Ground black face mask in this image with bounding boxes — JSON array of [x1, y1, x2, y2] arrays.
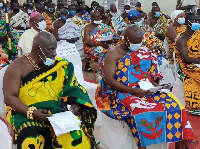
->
[[13, 8, 20, 13]]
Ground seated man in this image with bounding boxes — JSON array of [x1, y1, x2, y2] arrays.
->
[[25, 1, 35, 15], [146, 6, 171, 41], [45, 2, 55, 21], [177, 0, 198, 13], [166, 10, 186, 64], [84, 10, 118, 58], [121, 5, 131, 25], [4, 31, 97, 148], [176, 13, 200, 113], [76, 4, 91, 24], [96, 25, 197, 149], [53, 8, 84, 60], [109, 4, 127, 34], [53, 2, 64, 20], [135, 2, 147, 20], [18, 11, 46, 56], [36, 3, 53, 32], [10, 2, 30, 32]]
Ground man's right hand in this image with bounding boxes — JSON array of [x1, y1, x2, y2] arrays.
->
[[132, 88, 150, 98], [33, 109, 52, 122], [66, 37, 79, 43]]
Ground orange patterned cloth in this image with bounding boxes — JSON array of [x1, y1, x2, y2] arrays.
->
[[167, 25, 186, 63], [43, 13, 53, 33], [175, 30, 200, 110]]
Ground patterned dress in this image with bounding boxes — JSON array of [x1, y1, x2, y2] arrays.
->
[[175, 30, 200, 111], [85, 23, 119, 58], [96, 48, 197, 147]]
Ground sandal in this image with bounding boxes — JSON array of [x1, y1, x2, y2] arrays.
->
[[184, 140, 198, 149]]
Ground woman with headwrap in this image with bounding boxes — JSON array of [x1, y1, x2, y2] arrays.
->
[[166, 10, 186, 64]]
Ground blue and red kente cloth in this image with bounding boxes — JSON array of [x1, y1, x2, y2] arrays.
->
[[95, 47, 197, 147]]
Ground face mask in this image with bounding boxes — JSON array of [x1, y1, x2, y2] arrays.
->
[[125, 9, 130, 13], [154, 11, 161, 18], [39, 46, 54, 66], [129, 43, 141, 51], [61, 15, 68, 21], [69, 11, 76, 16], [81, 11, 87, 14], [0, 3, 3, 8], [134, 19, 144, 27], [94, 20, 102, 24], [48, 8, 54, 13], [190, 23, 200, 31], [177, 18, 185, 25], [37, 20, 46, 30], [27, 9, 33, 14]]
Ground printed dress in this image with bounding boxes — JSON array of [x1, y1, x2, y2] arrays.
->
[[96, 48, 197, 147], [85, 23, 119, 58]]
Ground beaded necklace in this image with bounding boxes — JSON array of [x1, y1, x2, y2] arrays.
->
[[24, 54, 40, 70]]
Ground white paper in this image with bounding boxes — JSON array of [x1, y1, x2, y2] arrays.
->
[[96, 34, 113, 42], [194, 64, 200, 68], [138, 81, 155, 91], [48, 111, 81, 137], [56, 43, 78, 57], [74, 65, 84, 82]]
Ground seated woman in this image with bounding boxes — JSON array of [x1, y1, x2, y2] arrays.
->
[[166, 10, 186, 64], [96, 25, 198, 149]]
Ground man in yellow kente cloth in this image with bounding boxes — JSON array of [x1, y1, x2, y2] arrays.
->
[[3, 31, 97, 149], [176, 13, 200, 115]]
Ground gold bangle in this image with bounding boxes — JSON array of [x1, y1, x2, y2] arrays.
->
[[27, 106, 37, 120]]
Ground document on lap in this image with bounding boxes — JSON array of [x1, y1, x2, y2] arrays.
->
[[96, 34, 113, 42], [138, 81, 170, 93], [48, 111, 81, 137]]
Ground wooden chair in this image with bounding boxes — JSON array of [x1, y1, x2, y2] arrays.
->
[[81, 28, 99, 82]]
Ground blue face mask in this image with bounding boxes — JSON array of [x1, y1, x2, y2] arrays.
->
[[155, 11, 161, 18], [190, 23, 200, 31], [81, 11, 87, 14], [177, 18, 185, 25], [0, 3, 3, 8], [61, 15, 68, 21], [128, 43, 141, 51], [134, 19, 144, 27], [69, 11, 76, 16], [44, 58, 54, 66]]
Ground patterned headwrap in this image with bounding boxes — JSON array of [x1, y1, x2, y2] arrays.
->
[[127, 10, 141, 21]]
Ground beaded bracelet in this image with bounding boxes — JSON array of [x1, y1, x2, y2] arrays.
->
[[27, 106, 37, 120]]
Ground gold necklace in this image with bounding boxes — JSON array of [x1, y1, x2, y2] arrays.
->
[[24, 54, 40, 70]]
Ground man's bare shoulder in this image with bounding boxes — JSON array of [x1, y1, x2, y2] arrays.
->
[[53, 19, 62, 27], [106, 45, 126, 61]]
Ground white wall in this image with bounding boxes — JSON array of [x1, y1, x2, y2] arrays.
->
[[139, 0, 177, 16]]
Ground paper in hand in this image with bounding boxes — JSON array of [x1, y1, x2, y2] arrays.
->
[[48, 111, 81, 137], [96, 34, 113, 42]]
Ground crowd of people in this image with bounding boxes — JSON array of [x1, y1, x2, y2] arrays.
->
[[0, 0, 200, 149]]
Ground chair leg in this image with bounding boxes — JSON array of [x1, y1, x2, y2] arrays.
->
[[82, 58, 86, 71], [92, 59, 96, 82]]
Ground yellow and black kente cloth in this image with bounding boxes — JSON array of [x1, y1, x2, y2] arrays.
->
[[6, 57, 97, 149], [175, 30, 200, 110]]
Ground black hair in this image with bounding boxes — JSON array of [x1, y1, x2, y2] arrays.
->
[[185, 13, 197, 25]]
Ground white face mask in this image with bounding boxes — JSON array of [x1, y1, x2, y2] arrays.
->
[[125, 10, 130, 14], [134, 19, 144, 27], [39, 46, 54, 66], [28, 9, 33, 14], [36, 20, 46, 31], [94, 20, 102, 24], [127, 37, 141, 51], [0, 3, 3, 8]]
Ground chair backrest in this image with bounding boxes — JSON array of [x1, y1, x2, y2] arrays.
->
[[0, 66, 8, 114], [56, 43, 84, 82]]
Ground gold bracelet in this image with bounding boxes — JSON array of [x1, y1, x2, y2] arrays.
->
[[27, 106, 37, 120]]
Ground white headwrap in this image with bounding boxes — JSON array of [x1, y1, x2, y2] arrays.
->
[[171, 10, 184, 23]]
